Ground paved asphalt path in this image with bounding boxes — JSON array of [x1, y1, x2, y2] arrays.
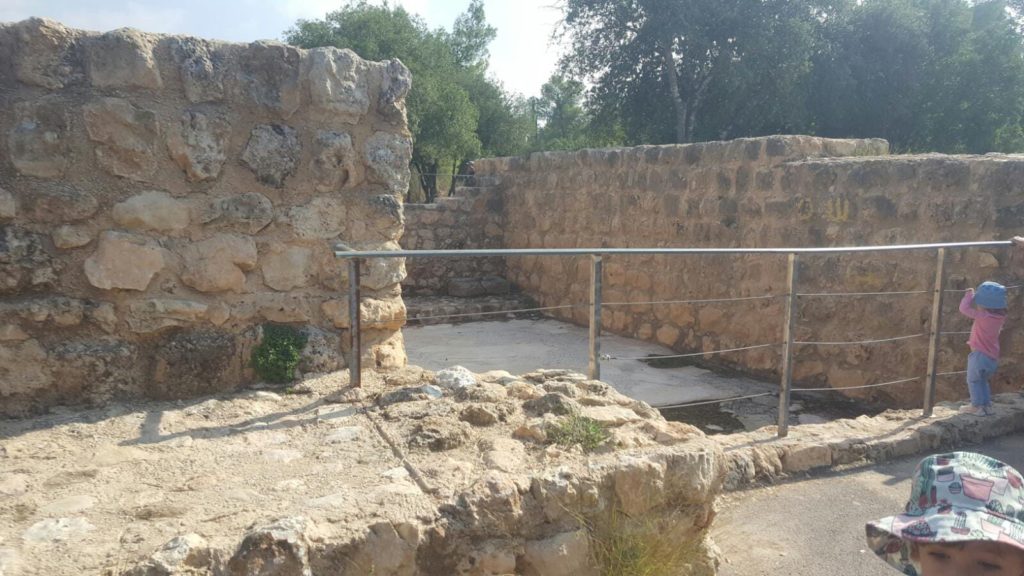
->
[[715, 433, 1024, 576]]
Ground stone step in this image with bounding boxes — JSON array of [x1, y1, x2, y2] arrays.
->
[[404, 294, 539, 326]]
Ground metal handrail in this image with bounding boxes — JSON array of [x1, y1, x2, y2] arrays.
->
[[336, 238, 1018, 438], [334, 240, 1012, 258]]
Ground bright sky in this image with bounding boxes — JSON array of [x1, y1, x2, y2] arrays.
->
[[0, 0, 563, 98]]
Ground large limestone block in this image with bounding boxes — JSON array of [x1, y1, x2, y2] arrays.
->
[[86, 28, 162, 89], [83, 97, 160, 181], [180, 235, 257, 293], [8, 98, 71, 178], [311, 131, 356, 192], [241, 124, 301, 188], [0, 339, 52, 397], [288, 197, 347, 240], [127, 299, 209, 333], [84, 232, 165, 291], [112, 191, 190, 232], [20, 183, 98, 223], [321, 297, 406, 330], [10, 18, 81, 89], [201, 193, 274, 234], [364, 131, 412, 194], [237, 42, 301, 117], [519, 530, 595, 576], [260, 244, 314, 291], [306, 47, 369, 122], [166, 110, 230, 181], [171, 38, 227, 103]]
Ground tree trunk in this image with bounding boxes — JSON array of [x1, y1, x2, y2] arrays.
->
[[660, 38, 688, 143]]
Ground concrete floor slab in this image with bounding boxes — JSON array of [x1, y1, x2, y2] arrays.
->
[[403, 318, 776, 407]]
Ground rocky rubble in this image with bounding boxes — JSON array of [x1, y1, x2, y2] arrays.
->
[[0, 366, 725, 575]]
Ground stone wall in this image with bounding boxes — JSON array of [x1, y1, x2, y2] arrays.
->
[[401, 186, 507, 296], [0, 19, 413, 416], [468, 137, 1024, 407]]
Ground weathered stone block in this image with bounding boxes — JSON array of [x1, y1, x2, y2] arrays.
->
[[288, 197, 347, 240], [83, 97, 160, 181], [321, 297, 406, 330], [0, 339, 52, 397], [8, 98, 70, 178], [166, 110, 230, 181], [364, 131, 412, 194], [310, 130, 356, 192], [171, 38, 227, 103], [260, 244, 314, 291], [519, 530, 595, 576], [150, 329, 240, 398], [9, 18, 80, 89], [0, 189, 15, 222], [20, 183, 98, 223], [180, 235, 257, 293], [306, 47, 369, 122], [241, 124, 300, 188], [52, 225, 93, 249], [84, 231, 165, 291], [378, 59, 412, 121], [85, 28, 162, 89], [0, 226, 61, 293], [201, 193, 274, 234], [112, 191, 190, 232], [237, 42, 301, 117], [127, 299, 209, 333]]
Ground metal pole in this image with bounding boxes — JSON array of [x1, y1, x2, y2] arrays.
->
[[589, 255, 603, 380], [348, 258, 362, 388], [778, 253, 800, 438], [923, 248, 947, 417]]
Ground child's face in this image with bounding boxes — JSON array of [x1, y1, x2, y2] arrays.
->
[[913, 542, 1024, 576]]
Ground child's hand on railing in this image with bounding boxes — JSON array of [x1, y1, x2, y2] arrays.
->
[[1012, 236, 1024, 247]]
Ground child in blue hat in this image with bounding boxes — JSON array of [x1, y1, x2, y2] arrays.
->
[[958, 281, 1008, 416]]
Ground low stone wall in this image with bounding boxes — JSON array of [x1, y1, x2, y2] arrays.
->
[[401, 187, 507, 296], [0, 19, 413, 416], [468, 138, 1024, 407]]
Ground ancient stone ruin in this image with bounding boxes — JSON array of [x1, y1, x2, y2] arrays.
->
[[405, 138, 1024, 407], [0, 18, 411, 416]]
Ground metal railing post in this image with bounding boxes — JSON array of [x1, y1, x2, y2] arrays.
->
[[778, 253, 800, 438], [589, 255, 603, 380], [348, 258, 362, 388], [923, 248, 947, 417]]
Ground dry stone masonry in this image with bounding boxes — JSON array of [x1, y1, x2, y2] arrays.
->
[[410, 137, 1024, 407], [0, 18, 414, 416]]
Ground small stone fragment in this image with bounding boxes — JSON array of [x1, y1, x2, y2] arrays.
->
[[83, 97, 160, 181], [364, 131, 412, 194], [524, 393, 579, 417], [436, 366, 477, 390], [202, 192, 274, 234], [311, 130, 356, 192], [8, 98, 70, 178], [180, 235, 257, 293], [85, 28, 162, 89], [0, 188, 15, 221]]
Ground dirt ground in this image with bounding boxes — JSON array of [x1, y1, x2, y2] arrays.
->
[[0, 365, 698, 575]]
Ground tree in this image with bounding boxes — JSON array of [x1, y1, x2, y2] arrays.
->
[[286, 1, 530, 201], [810, 0, 1024, 153], [559, 0, 821, 144]]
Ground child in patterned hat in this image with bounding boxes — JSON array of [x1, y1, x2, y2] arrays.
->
[[867, 452, 1024, 575], [958, 282, 1008, 416]]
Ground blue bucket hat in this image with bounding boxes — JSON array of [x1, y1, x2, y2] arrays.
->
[[975, 281, 1008, 310]]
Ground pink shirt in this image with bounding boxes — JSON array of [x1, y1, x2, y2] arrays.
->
[[959, 292, 1006, 360]]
